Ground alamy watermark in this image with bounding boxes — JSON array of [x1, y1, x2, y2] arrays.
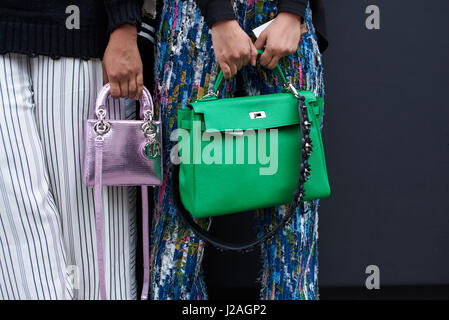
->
[[170, 122, 279, 176], [365, 265, 380, 290], [65, 5, 80, 30], [365, 5, 381, 30]]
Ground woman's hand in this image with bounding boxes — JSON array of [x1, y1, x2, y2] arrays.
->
[[102, 24, 143, 99], [211, 20, 258, 79], [254, 12, 304, 69]]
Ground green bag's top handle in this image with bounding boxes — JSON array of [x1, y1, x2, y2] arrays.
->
[[212, 49, 289, 95]]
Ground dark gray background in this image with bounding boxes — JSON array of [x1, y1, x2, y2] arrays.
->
[[203, 0, 449, 290]]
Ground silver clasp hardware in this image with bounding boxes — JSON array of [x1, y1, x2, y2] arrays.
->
[[143, 110, 153, 122], [94, 120, 111, 135], [141, 122, 158, 137], [96, 108, 106, 120], [144, 142, 160, 159], [141, 121, 160, 159], [196, 91, 219, 102], [94, 108, 111, 136], [249, 111, 266, 119], [286, 83, 300, 98]]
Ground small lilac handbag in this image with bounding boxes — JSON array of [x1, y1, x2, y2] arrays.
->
[[83, 83, 162, 300]]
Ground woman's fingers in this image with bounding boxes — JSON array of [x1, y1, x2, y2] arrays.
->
[[239, 52, 250, 70], [254, 31, 268, 51], [128, 77, 138, 99], [211, 20, 257, 78], [102, 64, 109, 85], [119, 80, 129, 98], [220, 62, 232, 79], [228, 62, 238, 78], [249, 41, 258, 66], [220, 60, 238, 79], [109, 81, 121, 99], [253, 12, 303, 69], [136, 72, 144, 99], [259, 47, 273, 68], [267, 55, 280, 70], [260, 48, 280, 70]]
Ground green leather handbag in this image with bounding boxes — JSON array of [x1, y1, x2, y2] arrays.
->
[[171, 58, 330, 252]]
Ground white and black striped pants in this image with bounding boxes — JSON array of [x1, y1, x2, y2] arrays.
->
[[0, 53, 137, 300]]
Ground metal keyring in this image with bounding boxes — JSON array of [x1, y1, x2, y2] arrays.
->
[[143, 110, 153, 122], [141, 122, 158, 135], [94, 120, 111, 135], [96, 108, 107, 120]]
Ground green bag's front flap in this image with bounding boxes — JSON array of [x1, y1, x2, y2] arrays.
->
[[189, 92, 302, 132]]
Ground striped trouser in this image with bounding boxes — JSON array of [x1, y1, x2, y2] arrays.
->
[[0, 53, 137, 300]]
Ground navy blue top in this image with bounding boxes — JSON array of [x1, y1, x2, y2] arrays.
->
[[0, 0, 143, 59], [195, 0, 328, 52], [0, 0, 327, 58]]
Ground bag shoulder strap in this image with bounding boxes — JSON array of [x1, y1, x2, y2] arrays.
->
[[172, 95, 312, 253]]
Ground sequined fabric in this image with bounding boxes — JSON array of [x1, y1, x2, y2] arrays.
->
[[150, 0, 324, 300]]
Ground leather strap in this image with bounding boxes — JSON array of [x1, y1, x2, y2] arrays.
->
[[140, 186, 150, 300], [94, 136, 107, 299], [172, 95, 310, 252], [93, 137, 151, 300], [172, 164, 302, 252], [95, 84, 154, 121]]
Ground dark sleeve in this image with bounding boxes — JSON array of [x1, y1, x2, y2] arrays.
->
[[279, 0, 329, 52], [103, 0, 143, 33], [310, 0, 328, 52], [195, 0, 236, 28], [277, 0, 308, 20]]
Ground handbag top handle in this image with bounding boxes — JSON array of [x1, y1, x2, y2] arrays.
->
[[213, 49, 288, 95], [94, 83, 154, 121]]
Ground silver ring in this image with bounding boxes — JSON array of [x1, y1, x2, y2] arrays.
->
[[143, 110, 153, 121], [94, 120, 111, 135], [141, 122, 157, 135], [96, 108, 107, 119]]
